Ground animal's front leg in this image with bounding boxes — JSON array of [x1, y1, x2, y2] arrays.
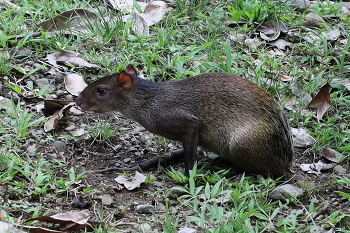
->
[[182, 128, 199, 176]]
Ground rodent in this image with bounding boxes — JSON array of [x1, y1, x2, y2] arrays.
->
[[76, 65, 294, 178]]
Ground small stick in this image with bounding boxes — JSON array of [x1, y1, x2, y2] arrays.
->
[[303, 202, 329, 222], [8, 32, 42, 40], [1, 0, 22, 11]]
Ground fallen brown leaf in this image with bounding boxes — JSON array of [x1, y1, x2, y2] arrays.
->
[[342, 6, 350, 16], [26, 211, 104, 232], [329, 78, 350, 91], [42, 100, 71, 116], [46, 50, 99, 69], [300, 160, 326, 175], [319, 147, 340, 163], [38, 8, 97, 34], [0, 221, 26, 233], [114, 171, 146, 190], [107, 0, 147, 13], [257, 19, 288, 41], [64, 73, 88, 96], [291, 128, 316, 147], [307, 83, 332, 120], [291, 81, 312, 104], [123, 1, 168, 36], [268, 39, 293, 50], [278, 73, 295, 81], [44, 102, 75, 132], [138, 1, 168, 27]]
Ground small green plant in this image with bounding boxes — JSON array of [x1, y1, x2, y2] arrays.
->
[[145, 173, 156, 184], [167, 166, 189, 183], [0, 55, 12, 75], [88, 119, 119, 144], [276, 209, 304, 232], [9, 101, 46, 138], [227, 0, 276, 23], [333, 176, 350, 200], [171, 172, 285, 231], [55, 167, 86, 194], [4, 82, 23, 95]]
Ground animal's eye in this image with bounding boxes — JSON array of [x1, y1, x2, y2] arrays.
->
[[96, 87, 106, 95]]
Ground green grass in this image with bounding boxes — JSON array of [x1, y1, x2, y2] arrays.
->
[[0, 0, 349, 232]]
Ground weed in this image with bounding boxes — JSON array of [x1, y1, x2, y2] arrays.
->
[[88, 119, 119, 145], [333, 176, 350, 200], [227, 0, 289, 23]]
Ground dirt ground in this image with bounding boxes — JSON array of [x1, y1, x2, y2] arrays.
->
[[43, 110, 350, 231]]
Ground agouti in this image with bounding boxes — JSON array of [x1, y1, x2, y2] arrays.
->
[[76, 65, 294, 178]]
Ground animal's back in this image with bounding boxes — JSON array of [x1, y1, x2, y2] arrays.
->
[[160, 72, 293, 177]]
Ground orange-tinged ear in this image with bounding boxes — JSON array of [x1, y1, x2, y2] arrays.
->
[[117, 70, 133, 90], [125, 64, 137, 77]]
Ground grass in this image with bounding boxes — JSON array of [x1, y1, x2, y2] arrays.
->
[[0, 0, 349, 232]]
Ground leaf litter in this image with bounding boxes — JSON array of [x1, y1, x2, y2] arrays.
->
[[307, 83, 332, 120], [114, 171, 147, 190]]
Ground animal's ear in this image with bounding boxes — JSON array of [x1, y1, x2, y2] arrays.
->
[[117, 70, 134, 90], [125, 64, 138, 77]]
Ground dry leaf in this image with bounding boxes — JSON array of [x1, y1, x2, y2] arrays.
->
[[42, 100, 71, 116], [0, 184, 8, 196], [342, 6, 350, 16], [0, 221, 26, 233], [278, 73, 295, 81], [301, 12, 326, 29], [291, 81, 313, 104], [245, 38, 262, 48], [49, 211, 90, 224], [1, 0, 33, 14], [114, 171, 146, 190], [38, 8, 97, 35], [138, 1, 168, 27], [343, 82, 350, 91], [257, 19, 288, 41], [0, 97, 16, 116], [258, 24, 280, 41], [71, 127, 86, 137], [26, 211, 104, 232], [46, 50, 99, 69], [283, 97, 300, 111], [283, 97, 313, 116], [133, 13, 149, 36], [108, 0, 134, 12], [177, 227, 198, 233], [300, 161, 326, 175], [64, 73, 88, 96], [319, 147, 340, 163], [291, 128, 316, 147], [307, 83, 332, 120], [268, 39, 293, 50], [107, 0, 147, 13], [124, 1, 168, 36], [329, 78, 350, 91], [322, 29, 340, 40], [44, 102, 75, 132], [0, 220, 67, 233]]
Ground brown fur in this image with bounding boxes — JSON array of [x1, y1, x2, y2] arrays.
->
[[76, 65, 294, 178]]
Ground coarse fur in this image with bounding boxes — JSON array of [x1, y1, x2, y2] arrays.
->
[[76, 65, 294, 178]]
